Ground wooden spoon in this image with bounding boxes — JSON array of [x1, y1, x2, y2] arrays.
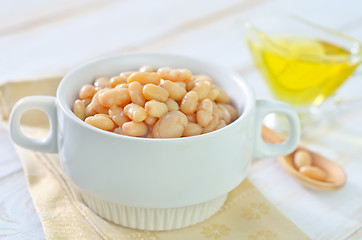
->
[[261, 125, 347, 191]]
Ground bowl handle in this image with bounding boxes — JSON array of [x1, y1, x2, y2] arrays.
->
[[253, 100, 300, 159], [9, 96, 58, 153]]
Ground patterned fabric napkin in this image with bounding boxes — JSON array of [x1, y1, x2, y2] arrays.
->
[[0, 78, 310, 240]]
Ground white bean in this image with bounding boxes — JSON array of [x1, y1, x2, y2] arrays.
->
[[143, 84, 169, 102], [196, 99, 213, 127], [152, 111, 188, 138], [183, 122, 202, 137], [122, 121, 148, 137], [165, 98, 179, 111], [180, 91, 198, 114], [145, 100, 168, 118], [73, 99, 86, 120], [124, 103, 147, 122], [85, 114, 114, 131]]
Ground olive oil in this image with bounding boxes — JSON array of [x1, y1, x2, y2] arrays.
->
[[248, 37, 359, 106]]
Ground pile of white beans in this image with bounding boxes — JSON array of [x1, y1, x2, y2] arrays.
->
[[73, 66, 239, 138], [294, 149, 327, 181]]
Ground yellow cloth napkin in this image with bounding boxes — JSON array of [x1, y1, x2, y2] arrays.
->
[[0, 77, 311, 240]]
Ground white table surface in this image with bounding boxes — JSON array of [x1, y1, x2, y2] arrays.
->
[[1, 0, 362, 239]]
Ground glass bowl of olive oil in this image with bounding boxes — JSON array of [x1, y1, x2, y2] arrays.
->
[[240, 14, 362, 134]]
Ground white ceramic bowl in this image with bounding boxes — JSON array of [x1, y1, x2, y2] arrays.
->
[[9, 53, 300, 230]]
